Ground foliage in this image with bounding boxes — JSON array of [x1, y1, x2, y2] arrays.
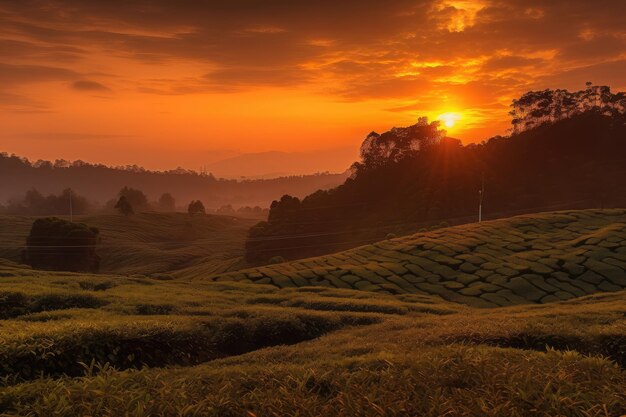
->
[[157, 193, 175, 212], [3, 188, 91, 216], [509, 82, 626, 133], [187, 200, 206, 215], [114, 196, 133, 216], [118, 186, 149, 211], [354, 116, 445, 172], [21, 217, 100, 272]]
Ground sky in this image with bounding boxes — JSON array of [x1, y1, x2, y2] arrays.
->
[[1, 0, 625, 173]]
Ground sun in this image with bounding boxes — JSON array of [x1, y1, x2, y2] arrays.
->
[[438, 112, 462, 128]]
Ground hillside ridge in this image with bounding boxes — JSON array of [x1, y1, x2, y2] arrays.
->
[[212, 209, 626, 307]]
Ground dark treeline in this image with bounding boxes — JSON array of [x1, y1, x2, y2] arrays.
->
[[2, 188, 91, 216], [0, 155, 348, 210], [246, 84, 626, 263], [1, 184, 270, 220]]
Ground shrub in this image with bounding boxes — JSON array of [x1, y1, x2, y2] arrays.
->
[[188, 200, 206, 215], [135, 304, 175, 315], [79, 281, 117, 291], [21, 217, 100, 272], [0, 291, 107, 319], [29, 293, 107, 312], [269, 256, 286, 264]]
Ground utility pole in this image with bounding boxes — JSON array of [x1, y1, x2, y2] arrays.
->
[[69, 188, 73, 222], [478, 173, 485, 223]]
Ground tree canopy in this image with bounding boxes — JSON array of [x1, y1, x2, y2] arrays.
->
[[2, 188, 90, 216], [21, 217, 100, 272], [114, 196, 134, 216], [158, 193, 176, 212], [187, 200, 206, 215], [509, 83, 626, 133]]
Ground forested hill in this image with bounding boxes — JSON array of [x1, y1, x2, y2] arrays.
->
[[246, 85, 626, 263], [0, 155, 348, 209]]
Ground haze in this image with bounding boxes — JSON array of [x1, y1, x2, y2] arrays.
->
[[1, 0, 625, 173]]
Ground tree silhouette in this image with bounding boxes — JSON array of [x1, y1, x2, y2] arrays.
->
[[114, 196, 134, 216], [21, 217, 100, 272], [4, 188, 90, 215], [245, 85, 626, 263], [508, 83, 626, 133], [118, 186, 148, 211], [187, 200, 205, 215], [158, 193, 176, 212], [354, 117, 444, 172]]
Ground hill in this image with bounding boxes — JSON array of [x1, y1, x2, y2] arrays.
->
[[0, 212, 258, 277], [0, 253, 625, 415], [0, 153, 348, 209], [246, 111, 626, 262], [214, 209, 626, 307]]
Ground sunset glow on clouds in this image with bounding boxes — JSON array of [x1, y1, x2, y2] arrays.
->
[[1, 0, 625, 171]]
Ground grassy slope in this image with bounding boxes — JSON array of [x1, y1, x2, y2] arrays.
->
[[213, 209, 626, 307], [0, 260, 625, 416], [0, 212, 257, 277], [1, 209, 626, 415]]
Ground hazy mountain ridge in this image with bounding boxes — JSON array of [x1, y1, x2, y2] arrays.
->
[[0, 153, 349, 210], [205, 148, 358, 179]]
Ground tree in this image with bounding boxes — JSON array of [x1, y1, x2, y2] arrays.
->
[[508, 83, 626, 133], [21, 217, 100, 272], [187, 200, 205, 215], [5, 188, 90, 215], [217, 204, 235, 215], [118, 186, 148, 210], [158, 193, 176, 212], [114, 196, 134, 216], [354, 117, 444, 172]]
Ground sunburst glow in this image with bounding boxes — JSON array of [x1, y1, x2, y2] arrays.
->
[[438, 112, 462, 128]]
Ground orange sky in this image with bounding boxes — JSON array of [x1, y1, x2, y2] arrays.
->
[[1, 0, 625, 173]]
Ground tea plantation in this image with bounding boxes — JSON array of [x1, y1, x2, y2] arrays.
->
[[212, 209, 626, 307], [0, 209, 625, 416]]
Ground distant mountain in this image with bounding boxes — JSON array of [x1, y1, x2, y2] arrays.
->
[[205, 148, 358, 179], [0, 154, 349, 210]]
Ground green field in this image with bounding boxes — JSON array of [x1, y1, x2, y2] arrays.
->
[[0, 213, 257, 278], [0, 209, 625, 416]]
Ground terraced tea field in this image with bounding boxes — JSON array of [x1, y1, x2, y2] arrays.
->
[[1, 257, 626, 416], [212, 209, 626, 307]]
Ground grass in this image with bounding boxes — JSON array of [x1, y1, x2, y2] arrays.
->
[[0, 212, 257, 277], [0, 209, 625, 415]]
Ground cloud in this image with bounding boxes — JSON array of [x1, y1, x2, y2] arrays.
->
[[0, 0, 625, 118], [0, 92, 52, 113], [0, 62, 78, 84], [482, 56, 546, 72], [71, 80, 110, 91], [6, 132, 134, 141]]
